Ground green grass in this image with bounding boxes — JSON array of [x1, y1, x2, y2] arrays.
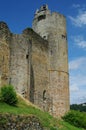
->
[[0, 96, 84, 130]]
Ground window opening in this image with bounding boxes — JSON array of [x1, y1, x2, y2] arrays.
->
[[43, 5, 46, 10], [43, 36, 46, 39], [38, 15, 46, 21], [62, 35, 65, 38], [26, 54, 29, 59], [43, 90, 46, 101], [62, 34, 67, 40]]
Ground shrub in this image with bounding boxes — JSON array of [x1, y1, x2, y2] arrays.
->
[[0, 85, 18, 106], [62, 110, 86, 129]]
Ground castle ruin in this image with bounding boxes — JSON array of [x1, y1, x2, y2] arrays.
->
[[0, 5, 69, 117]]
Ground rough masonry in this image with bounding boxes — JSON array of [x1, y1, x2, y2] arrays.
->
[[0, 5, 69, 117]]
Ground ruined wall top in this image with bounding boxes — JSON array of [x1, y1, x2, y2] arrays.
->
[[33, 5, 65, 20], [0, 21, 10, 33], [0, 21, 11, 42], [23, 28, 48, 49], [35, 4, 49, 14], [34, 5, 51, 19]]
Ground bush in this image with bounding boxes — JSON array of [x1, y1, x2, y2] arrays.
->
[[62, 110, 86, 129], [0, 85, 18, 106]]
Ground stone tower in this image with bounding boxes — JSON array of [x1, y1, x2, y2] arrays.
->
[[33, 5, 69, 117]]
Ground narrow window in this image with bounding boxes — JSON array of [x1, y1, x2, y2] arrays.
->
[[26, 54, 29, 59], [62, 35, 66, 39], [43, 90, 46, 101], [62, 34, 67, 40], [43, 6, 46, 10]]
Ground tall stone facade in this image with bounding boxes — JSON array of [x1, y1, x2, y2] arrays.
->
[[0, 5, 69, 117], [33, 5, 69, 117]]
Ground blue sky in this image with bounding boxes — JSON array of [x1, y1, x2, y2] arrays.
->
[[0, 0, 86, 104]]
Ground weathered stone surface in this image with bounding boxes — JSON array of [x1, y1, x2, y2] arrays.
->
[[0, 5, 69, 118], [0, 114, 44, 130], [32, 5, 69, 117], [0, 22, 11, 87], [9, 34, 30, 99]]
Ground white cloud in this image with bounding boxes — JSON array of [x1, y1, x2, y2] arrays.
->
[[69, 57, 86, 70], [70, 74, 86, 89], [70, 83, 79, 92], [74, 36, 86, 48], [71, 35, 86, 49], [70, 90, 86, 104], [69, 9, 86, 27], [72, 4, 80, 8], [69, 57, 86, 104], [69, 5, 86, 104]]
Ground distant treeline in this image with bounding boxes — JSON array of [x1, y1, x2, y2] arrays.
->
[[70, 103, 86, 112]]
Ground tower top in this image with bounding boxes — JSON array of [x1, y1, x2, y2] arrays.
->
[[34, 5, 50, 19], [40, 4, 48, 11], [35, 4, 48, 14]]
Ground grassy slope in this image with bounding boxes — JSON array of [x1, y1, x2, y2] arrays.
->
[[0, 95, 84, 130]]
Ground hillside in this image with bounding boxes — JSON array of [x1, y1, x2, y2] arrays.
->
[[70, 103, 86, 112], [0, 94, 84, 130]]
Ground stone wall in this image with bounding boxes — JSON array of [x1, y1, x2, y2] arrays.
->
[[48, 71, 69, 117], [0, 23, 51, 113], [0, 114, 44, 130], [9, 34, 30, 99], [7, 27, 49, 105], [23, 29, 50, 111], [0, 22, 11, 87]]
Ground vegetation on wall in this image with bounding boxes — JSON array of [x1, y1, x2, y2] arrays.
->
[[0, 85, 18, 106]]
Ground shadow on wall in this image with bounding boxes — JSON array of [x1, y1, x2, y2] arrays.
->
[[30, 64, 34, 103]]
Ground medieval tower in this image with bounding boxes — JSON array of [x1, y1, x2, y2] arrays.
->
[[0, 5, 69, 117], [33, 5, 69, 117]]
